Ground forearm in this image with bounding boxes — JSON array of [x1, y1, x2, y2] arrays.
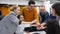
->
[[41, 23, 46, 26], [21, 21, 34, 24]]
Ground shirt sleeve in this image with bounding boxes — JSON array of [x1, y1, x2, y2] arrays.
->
[[9, 15, 19, 25], [33, 8, 40, 24], [20, 7, 24, 15]]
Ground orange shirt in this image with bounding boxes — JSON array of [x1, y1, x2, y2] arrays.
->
[[21, 7, 39, 24]]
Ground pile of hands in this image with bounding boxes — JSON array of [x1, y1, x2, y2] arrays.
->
[[36, 23, 46, 30], [31, 20, 46, 30], [20, 15, 46, 30]]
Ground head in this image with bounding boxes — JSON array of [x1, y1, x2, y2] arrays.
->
[[40, 5, 45, 13], [52, 3, 60, 17], [20, 15, 24, 21], [11, 6, 20, 15], [28, 1, 35, 9], [17, 15, 24, 21]]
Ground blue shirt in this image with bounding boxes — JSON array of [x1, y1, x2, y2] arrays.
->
[[39, 11, 49, 23]]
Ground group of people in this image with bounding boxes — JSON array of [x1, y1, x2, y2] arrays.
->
[[0, 0, 60, 34]]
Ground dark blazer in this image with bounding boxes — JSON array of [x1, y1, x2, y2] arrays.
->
[[47, 19, 60, 34], [49, 14, 56, 19], [39, 11, 49, 23]]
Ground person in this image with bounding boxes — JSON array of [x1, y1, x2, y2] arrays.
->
[[47, 19, 59, 34], [17, 15, 24, 25], [21, 1, 39, 24], [51, 3, 60, 22], [47, 3, 60, 34], [0, 6, 20, 34], [21, 1, 40, 34], [52, 3, 60, 34], [39, 5, 49, 26], [49, 9, 56, 19], [16, 15, 37, 34], [49, 14, 56, 19]]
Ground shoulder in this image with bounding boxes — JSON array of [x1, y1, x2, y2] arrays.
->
[[45, 11, 49, 13], [44, 11, 49, 15], [22, 6, 27, 10], [48, 19, 58, 24], [32, 7, 37, 10], [7, 12, 17, 19]]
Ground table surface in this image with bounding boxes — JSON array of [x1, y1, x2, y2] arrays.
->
[[23, 31, 46, 34], [16, 24, 46, 34]]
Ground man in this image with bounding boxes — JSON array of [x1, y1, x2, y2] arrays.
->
[[21, 1, 40, 34], [39, 5, 49, 26], [0, 6, 20, 34], [21, 1, 39, 24], [51, 3, 60, 34]]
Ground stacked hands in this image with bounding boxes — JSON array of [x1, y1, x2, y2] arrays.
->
[[20, 15, 46, 30], [31, 20, 46, 30]]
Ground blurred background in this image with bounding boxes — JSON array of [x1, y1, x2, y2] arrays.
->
[[0, 0, 60, 34], [0, 0, 60, 16]]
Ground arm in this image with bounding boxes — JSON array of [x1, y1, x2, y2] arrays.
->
[[44, 12, 50, 23], [9, 15, 19, 25], [21, 20, 36, 24], [41, 12, 49, 26], [33, 8, 40, 25]]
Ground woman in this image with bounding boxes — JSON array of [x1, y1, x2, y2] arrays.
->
[[0, 6, 20, 34], [47, 19, 59, 34]]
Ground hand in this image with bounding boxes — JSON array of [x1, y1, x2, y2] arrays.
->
[[21, 21, 35, 24], [36, 24, 41, 30], [30, 24, 37, 27], [32, 20, 36, 23], [41, 22, 46, 26], [40, 26, 46, 29]]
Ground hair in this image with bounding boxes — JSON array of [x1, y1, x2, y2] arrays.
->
[[17, 15, 20, 19], [52, 3, 60, 16], [28, 1, 35, 5], [47, 19, 59, 34], [10, 6, 19, 11], [40, 5, 45, 8], [17, 15, 21, 25]]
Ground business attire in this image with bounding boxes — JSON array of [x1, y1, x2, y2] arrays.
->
[[39, 11, 49, 23], [56, 18, 60, 34], [47, 19, 59, 34], [49, 14, 56, 19], [0, 11, 19, 34]]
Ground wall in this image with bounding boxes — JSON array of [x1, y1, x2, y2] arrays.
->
[[0, 1, 44, 6], [0, 7, 10, 16]]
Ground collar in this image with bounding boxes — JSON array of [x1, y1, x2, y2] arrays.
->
[[10, 11, 18, 16]]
